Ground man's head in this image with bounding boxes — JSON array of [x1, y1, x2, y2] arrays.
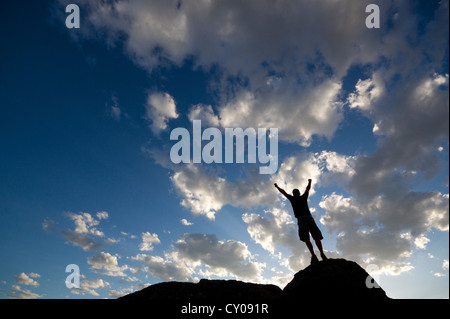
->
[[292, 189, 300, 196]]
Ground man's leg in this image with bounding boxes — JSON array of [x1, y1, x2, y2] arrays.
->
[[305, 240, 319, 264], [314, 239, 324, 255], [305, 240, 315, 256], [314, 239, 328, 260]]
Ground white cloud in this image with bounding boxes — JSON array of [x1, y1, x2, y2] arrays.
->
[[9, 285, 41, 299], [166, 150, 356, 226], [173, 233, 265, 281], [192, 79, 344, 146], [443, 260, 449, 270], [66, 212, 104, 237], [15, 273, 40, 287], [144, 92, 178, 134], [72, 279, 110, 297], [60, 0, 401, 145], [107, 95, 121, 121], [319, 191, 449, 274], [58, 0, 450, 284], [181, 219, 193, 226], [120, 231, 137, 239], [42, 219, 54, 232], [168, 150, 353, 221], [414, 235, 430, 250], [139, 232, 161, 251], [170, 164, 277, 220], [109, 287, 135, 298], [133, 233, 265, 282], [60, 212, 110, 251], [110, 105, 121, 121], [242, 207, 296, 256], [346, 71, 449, 200], [67, 0, 384, 74], [132, 254, 193, 282], [96, 211, 109, 220], [61, 229, 104, 251], [347, 75, 383, 111], [87, 252, 129, 277]]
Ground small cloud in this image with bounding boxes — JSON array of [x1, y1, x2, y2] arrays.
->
[[181, 219, 193, 226], [109, 287, 134, 298], [87, 252, 129, 277], [144, 92, 178, 135], [15, 273, 40, 287], [434, 273, 446, 277], [120, 231, 137, 239], [55, 211, 111, 251], [96, 211, 109, 220], [71, 278, 110, 297], [107, 95, 121, 121], [414, 235, 430, 250], [443, 260, 449, 270], [9, 285, 42, 299], [139, 232, 161, 251], [42, 219, 54, 232], [66, 212, 104, 237], [110, 105, 121, 121]]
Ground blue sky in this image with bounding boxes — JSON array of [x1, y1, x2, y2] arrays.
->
[[0, 0, 448, 299]]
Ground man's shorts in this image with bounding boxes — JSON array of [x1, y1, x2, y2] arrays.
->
[[297, 215, 324, 242]]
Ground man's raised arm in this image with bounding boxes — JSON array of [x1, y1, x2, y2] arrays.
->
[[304, 179, 312, 196], [274, 183, 289, 198]]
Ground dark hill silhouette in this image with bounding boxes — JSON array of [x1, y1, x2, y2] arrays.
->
[[283, 258, 389, 300], [119, 258, 389, 301], [120, 279, 283, 300]]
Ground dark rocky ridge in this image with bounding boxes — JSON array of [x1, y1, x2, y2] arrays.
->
[[119, 258, 389, 301]]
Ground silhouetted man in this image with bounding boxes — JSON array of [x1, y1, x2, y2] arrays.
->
[[274, 179, 327, 264]]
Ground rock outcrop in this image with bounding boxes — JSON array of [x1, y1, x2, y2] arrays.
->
[[283, 258, 389, 300], [119, 258, 389, 301]]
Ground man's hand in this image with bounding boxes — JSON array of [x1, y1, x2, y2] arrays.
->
[[274, 183, 279, 188]]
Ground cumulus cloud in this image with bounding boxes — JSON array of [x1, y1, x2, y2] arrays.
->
[[191, 79, 343, 146], [181, 219, 193, 226], [347, 75, 383, 112], [58, 0, 396, 145], [139, 232, 161, 251], [319, 191, 448, 274], [71, 279, 110, 297], [63, 0, 384, 72], [132, 254, 193, 282], [66, 212, 105, 237], [443, 260, 449, 270], [170, 164, 277, 220], [144, 92, 178, 135], [59, 212, 110, 251], [174, 233, 265, 280], [9, 285, 42, 299], [15, 273, 40, 287], [347, 72, 449, 199], [107, 95, 121, 121], [133, 233, 265, 282], [56, 0, 449, 282], [87, 252, 130, 277], [96, 211, 109, 220], [109, 287, 135, 298], [169, 150, 354, 220]]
